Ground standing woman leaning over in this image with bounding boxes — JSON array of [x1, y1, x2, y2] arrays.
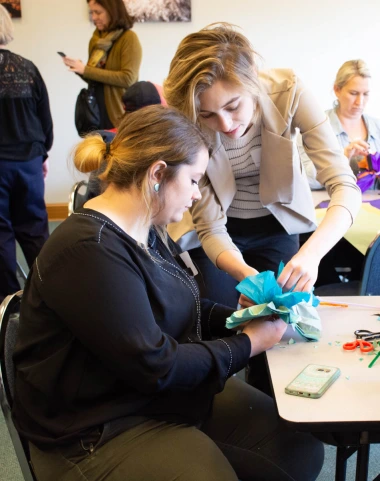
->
[[164, 23, 362, 308], [300, 60, 380, 190], [62, 0, 142, 129]]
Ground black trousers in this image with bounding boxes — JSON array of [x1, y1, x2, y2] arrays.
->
[[29, 377, 324, 481], [299, 233, 364, 287], [191, 215, 299, 308], [0, 157, 49, 302]]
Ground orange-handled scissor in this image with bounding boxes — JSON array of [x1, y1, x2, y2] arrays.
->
[[343, 339, 373, 353], [343, 330, 378, 353]]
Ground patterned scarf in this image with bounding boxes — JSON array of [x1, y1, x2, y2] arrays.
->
[[87, 29, 124, 68]]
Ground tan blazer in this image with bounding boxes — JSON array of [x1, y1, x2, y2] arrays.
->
[[83, 29, 142, 127], [168, 69, 361, 265]]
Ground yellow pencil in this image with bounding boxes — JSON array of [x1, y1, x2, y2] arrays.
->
[[319, 301, 348, 308], [318, 300, 380, 309]]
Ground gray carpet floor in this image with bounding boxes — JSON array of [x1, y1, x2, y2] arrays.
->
[[1, 409, 380, 480], [0, 412, 23, 481], [2, 223, 379, 480]]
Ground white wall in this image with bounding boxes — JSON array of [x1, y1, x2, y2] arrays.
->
[[9, 0, 380, 203]]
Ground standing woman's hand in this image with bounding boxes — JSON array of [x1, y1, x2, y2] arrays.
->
[[277, 250, 320, 293], [63, 57, 85, 75]]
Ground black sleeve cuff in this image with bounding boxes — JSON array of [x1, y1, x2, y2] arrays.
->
[[201, 299, 236, 339]]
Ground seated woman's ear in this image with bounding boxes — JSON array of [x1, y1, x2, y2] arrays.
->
[[149, 160, 167, 187]]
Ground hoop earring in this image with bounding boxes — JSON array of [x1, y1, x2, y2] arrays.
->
[[154, 183, 160, 192]]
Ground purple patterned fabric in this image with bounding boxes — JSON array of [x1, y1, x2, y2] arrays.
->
[[370, 152, 380, 171], [316, 198, 380, 210], [357, 152, 380, 193], [357, 174, 376, 193]]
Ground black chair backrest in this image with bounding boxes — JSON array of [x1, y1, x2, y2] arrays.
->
[[4, 312, 20, 402], [360, 233, 380, 296], [0, 291, 22, 407], [0, 291, 37, 481], [68, 180, 89, 215]]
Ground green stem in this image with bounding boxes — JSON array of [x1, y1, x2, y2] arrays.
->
[[368, 351, 380, 368]]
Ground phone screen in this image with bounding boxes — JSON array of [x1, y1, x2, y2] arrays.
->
[[57, 51, 66, 57]]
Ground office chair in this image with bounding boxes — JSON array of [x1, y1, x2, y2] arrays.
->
[[315, 233, 380, 296], [360, 232, 380, 295], [16, 261, 28, 286], [68, 180, 89, 215], [68, 130, 116, 216], [0, 290, 37, 481]]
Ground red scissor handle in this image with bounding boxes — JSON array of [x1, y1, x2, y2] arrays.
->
[[359, 340, 374, 352], [343, 340, 373, 352], [343, 341, 357, 351]]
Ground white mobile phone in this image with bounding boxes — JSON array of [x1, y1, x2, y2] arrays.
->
[[285, 364, 340, 399]]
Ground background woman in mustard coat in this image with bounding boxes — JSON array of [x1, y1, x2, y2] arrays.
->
[[62, 0, 142, 129]]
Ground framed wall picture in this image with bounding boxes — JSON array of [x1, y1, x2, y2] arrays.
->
[[0, 0, 22, 18], [124, 0, 191, 23]]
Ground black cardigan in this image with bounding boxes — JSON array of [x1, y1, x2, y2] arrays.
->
[[0, 49, 53, 161], [12, 209, 251, 446]]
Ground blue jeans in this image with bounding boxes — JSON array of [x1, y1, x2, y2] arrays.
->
[[0, 156, 49, 301], [191, 215, 299, 308]]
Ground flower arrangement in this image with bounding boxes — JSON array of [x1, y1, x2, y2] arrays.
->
[[225, 263, 321, 341]]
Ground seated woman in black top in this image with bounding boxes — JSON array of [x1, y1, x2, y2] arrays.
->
[[13, 105, 324, 481]]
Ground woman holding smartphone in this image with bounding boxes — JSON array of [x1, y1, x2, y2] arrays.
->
[[61, 0, 142, 129]]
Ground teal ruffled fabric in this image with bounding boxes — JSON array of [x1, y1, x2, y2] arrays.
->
[[225, 263, 321, 341]]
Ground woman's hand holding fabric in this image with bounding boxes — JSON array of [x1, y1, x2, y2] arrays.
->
[[243, 316, 287, 357], [277, 251, 319, 293], [238, 293, 255, 309], [63, 57, 85, 75]]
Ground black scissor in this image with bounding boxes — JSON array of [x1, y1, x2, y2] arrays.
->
[[354, 329, 380, 341]]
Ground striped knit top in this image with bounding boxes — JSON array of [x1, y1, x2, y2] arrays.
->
[[221, 123, 270, 219]]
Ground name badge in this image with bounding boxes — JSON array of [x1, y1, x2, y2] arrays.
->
[[179, 251, 198, 277]]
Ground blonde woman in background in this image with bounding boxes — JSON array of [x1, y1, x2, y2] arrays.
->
[[299, 60, 380, 190]]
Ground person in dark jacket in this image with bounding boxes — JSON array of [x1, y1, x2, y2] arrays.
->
[[13, 105, 324, 481], [0, 4, 53, 302], [87, 80, 162, 198]]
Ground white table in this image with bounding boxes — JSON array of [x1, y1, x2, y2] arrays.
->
[[266, 296, 380, 481]]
